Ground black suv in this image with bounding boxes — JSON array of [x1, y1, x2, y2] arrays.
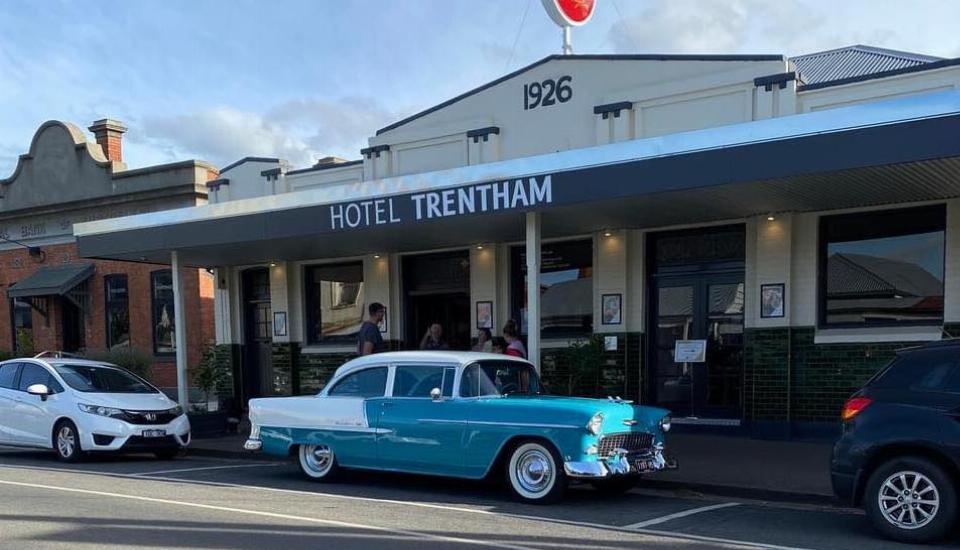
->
[[832, 339, 960, 543]]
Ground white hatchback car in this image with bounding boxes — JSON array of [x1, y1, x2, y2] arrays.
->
[[0, 356, 190, 461]]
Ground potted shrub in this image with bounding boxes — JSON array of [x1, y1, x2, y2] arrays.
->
[[188, 343, 232, 438], [559, 336, 607, 397]]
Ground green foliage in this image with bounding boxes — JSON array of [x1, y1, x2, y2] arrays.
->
[[15, 329, 34, 357], [0, 349, 13, 362], [80, 347, 153, 380], [558, 335, 607, 396], [193, 342, 233, 412]]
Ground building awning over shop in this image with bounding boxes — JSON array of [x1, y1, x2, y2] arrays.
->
[[74, 91, 960, 267], [8, 263, 95, 298]]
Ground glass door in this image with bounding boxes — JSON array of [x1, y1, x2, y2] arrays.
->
[[653, 280, 696, 417], [651, 275, 744, 419]]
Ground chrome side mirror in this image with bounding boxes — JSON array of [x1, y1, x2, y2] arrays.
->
[[430, 387, 442, 402], [27, 383, 50, 401]]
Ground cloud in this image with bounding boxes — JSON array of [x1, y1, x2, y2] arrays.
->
[[136, 97, 398, 169]]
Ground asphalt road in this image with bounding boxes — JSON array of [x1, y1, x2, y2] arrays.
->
[[0, 447, 956, 549]]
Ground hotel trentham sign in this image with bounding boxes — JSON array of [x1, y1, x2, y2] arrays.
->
[[329, 175, 553, 230]]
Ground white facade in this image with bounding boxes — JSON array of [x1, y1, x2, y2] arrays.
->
[[210, 51, 960, 352]]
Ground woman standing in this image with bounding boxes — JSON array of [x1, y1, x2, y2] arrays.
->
[[502, 320, 526, 358]]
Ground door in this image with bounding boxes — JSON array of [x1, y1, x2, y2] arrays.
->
[[377, 365, 467, 475], [651, 275, 744, 418], [241, 268, 272, 404], [11, 362, 59, 446], [61, 299, 85, 353], [0, 363, 22, 443], [402, 251, 471, 350]]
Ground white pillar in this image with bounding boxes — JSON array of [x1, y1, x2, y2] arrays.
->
[[526, 212, 541, 370], [171, 250, 189, 408]]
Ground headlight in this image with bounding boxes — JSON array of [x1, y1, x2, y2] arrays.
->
[[169, 405, 184, 417], [660, 415, 672, 432], [78, 403, 126, 418], [586, 412, 604, 435]]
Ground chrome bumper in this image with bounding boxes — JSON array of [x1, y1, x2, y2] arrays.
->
[[243, 438, 262, 451], [564, 445, 678, 479]]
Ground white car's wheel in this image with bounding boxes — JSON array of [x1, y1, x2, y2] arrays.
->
[[54, 420, 83, 463], [298, 444, 340, 481], [505, 441, 566, 503]]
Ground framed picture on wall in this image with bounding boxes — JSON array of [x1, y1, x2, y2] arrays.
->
[[476, 301, 493, 330], [761, 283, 785, 318], [378, 307, 388, 333], [273, 311, 288, 337], [601, 293, 622, 325]]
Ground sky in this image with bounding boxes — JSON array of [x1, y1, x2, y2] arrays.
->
[[1, 0, 959, 176]]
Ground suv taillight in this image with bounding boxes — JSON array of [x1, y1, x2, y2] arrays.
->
[[842, 397, 872, 421]]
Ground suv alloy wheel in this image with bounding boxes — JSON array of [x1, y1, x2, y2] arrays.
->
[[864, 456, 957, 543]]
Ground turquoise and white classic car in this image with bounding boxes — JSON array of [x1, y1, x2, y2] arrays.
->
[[245, 351, 675, 502]]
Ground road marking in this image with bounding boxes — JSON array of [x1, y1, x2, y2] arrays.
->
[[127, 463, 284, 477], [624, 502, 741, 529], [0, 478, 537, 550], [0, 463, 816, 550]]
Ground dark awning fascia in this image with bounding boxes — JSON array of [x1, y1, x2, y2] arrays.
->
[[74, 91, 960, 265], [8, 264, 95, 298]]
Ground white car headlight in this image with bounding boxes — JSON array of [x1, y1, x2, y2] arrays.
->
[[586, 412, 604, 435], [78, 403, 126, 419], [168, 405, 184, 417], [660, 414, 672, 432]]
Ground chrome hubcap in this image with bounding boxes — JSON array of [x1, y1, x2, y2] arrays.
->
[[303, 445, 332, 474], [515, 449, 553, 494], [57, 426, 75, 457], [879, 471, 939, 530]]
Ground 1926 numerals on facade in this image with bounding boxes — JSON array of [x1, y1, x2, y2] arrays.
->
[[523, 76, 572, 110]]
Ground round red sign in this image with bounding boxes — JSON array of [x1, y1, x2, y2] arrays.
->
[[541, 0, 596, 27]]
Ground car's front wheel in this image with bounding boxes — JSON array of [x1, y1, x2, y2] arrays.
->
[[298, 444, 341, 481], [53, 420, 83, 463], [505, 441, 567, 504], [864, 456, 957, 544]]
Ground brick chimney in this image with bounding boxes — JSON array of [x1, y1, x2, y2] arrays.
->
[[88, 119, 127, 162]]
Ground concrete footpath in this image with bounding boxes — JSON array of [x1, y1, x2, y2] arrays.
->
[[189, 429, 836, 503]]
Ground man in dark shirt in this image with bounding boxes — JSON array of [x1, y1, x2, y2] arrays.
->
[[358, 302, 386, 355]]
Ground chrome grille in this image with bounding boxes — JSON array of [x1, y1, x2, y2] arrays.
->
[[597, 432, 654, 457]]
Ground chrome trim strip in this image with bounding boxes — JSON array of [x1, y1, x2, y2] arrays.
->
[[417, 419, 580, 429], [75, 90, 960, 238], [564, 461, 609, 478]]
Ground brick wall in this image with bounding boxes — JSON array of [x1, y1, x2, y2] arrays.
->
[[0, 241, 215, 388]]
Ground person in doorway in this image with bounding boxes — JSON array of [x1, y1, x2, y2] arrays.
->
[[420, 323, 449, 350], [358, 302, 386, 356], [491, 337, 507, 355], [472, 328, 493, 353], [502, 320, 526, 358]]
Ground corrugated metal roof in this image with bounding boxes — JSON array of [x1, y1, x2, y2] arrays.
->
[[7, 264, 95, 298], [790, 45, 942, 86]]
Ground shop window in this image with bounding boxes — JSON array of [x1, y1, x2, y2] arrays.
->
[[104, 275, 130, 349], [151, 270, 176, 355], [305, 262, 364, 344], [511, 239, 593, 337], [10, 298, 33, 355], [819, 205, 945, 327]]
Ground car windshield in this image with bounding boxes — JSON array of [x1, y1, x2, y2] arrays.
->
[[460, 360, 541, 397], [53, 364, 158, 394]]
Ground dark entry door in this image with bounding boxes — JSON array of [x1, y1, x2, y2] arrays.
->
[[61, 298, 85, 353], [403, 251, 470, 350], [241, 268, 271, 404], [648, 225, 745, 419], [652, 275, 744, 418]]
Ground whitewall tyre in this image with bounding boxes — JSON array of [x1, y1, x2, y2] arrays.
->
[[298, 444, 340, 481], [864, 456, 956, 544], [506, 441, 567, 504], [54, 421, 83, 463]]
